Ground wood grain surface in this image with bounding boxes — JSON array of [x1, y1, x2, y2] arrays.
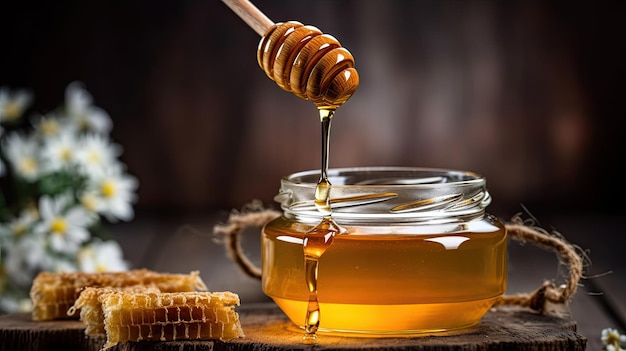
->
[[0, 303, 586, 351]]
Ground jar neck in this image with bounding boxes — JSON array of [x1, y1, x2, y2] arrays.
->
[[275, 167, 492, 225]]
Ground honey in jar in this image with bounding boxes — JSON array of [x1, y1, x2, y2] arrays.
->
[[261, 167, 507, 335]]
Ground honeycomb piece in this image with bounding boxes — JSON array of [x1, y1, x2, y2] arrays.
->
[[100, 291, 244, 348], [68, 286, 160, 335], [30, 269, 207, 321]]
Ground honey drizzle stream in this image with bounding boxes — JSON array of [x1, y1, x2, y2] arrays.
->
[[302, 108, 342, 343]]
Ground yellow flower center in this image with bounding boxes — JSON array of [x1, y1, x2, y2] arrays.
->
[[603, 330, 621, 346], [18, 157, 38, 175], [13, 223, 28, 237], [101, 180, 116, 198], [87, 151, 101, 165], [96, 264, 108, 273], [81, 193, 98, 212], [60, 148, 72, 162], [40, 119, 59, 136], [2, 102, 22, 121], [50, 218, 67, 234]]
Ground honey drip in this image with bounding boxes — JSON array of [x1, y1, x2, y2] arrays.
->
[[314, 109, 334, 216], [301, 108, 343, 343], [302, 217, 343, 342], [254, 17, 358, 343]]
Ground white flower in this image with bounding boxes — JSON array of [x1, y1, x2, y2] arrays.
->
[[4, 233, 51, 288], [1, 133, 41, 180], [0, 82, 136, 315], [602, 328, 626, 350], [0, 87, 32, 122], [0, 209, 38, 245], [84, 166, 138, 222], [0, 134, 4, 176], [50, 257, 78, 273], [40, 129, 79, 173], [75, 133, 122, 177], [79, 191, 100, 214], [78, 239, 128, 273], [32, 113, 73, 138], [65, 82, 112, 134], [34, 195, 94, 254]]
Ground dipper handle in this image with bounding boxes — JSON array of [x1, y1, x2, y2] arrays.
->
[[221, 0, 273, 36]]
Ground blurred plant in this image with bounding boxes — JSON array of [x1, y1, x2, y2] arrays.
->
[[0, 82, 137, 313], [602, 328, 626, 351]]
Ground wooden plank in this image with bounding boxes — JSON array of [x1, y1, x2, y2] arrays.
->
[[0, 313, 104, 351], [0, 304, 586, 351]]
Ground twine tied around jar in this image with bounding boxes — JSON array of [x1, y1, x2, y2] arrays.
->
[[213, 200, 587, 315]]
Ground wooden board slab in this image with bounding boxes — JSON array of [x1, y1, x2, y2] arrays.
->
[[0, 303, 587, 351]]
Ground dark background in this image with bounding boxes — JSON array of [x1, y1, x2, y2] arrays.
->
[[1, 0, 624, 221]]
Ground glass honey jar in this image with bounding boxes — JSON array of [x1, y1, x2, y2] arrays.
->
[[261, 167, 507, 335]]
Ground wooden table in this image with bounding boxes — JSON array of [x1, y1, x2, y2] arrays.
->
[[1, 212, 624, 350], [0, 303, 586, 350]]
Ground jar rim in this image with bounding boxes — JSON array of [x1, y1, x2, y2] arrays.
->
[[282, 166, 485, 188], [277, 167, 491, 224]]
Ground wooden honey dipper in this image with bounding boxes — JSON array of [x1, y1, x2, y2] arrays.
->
[[222, 0, 359, 110]]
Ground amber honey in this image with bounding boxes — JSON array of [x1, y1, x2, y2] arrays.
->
[[262, 167, 508, 335]]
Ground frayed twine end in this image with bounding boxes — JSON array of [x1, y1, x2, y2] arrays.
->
[[493, 211, 589, 315]]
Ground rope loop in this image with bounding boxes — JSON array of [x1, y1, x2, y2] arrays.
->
[[214, 203, 586, 314]]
